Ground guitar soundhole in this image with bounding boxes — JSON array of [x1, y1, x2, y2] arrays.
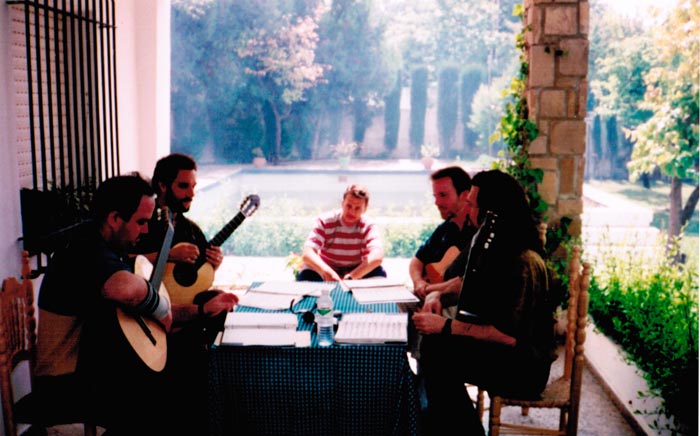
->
[[173, 263, 198, 287]]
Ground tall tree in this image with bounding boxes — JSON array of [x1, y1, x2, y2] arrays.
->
[[238, 4, 328, 164], [437, 65, 459, 153], [313, 0, 393, 154], [627, 0, 699, 244]]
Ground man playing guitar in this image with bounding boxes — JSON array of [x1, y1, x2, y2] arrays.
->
[[35, 174, 172, 434], [409, 166, 476, 300], [134, 153, 238, 435]]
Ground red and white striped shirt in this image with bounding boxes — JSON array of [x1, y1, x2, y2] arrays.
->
[[303, 210, 383, 271]]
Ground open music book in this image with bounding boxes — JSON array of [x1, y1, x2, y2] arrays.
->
[[334, 313, 408, 344]]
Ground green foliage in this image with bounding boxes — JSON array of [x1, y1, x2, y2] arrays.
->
[[437, 65, 460, 153], [492, 10, 547, 222], [625, 0, 699, 240], [468, 73, 510, 156], [588, 237, 699, 434], [409, 67, 429, 157], [202, 218, 436, 259]]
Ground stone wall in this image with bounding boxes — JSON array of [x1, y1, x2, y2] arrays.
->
[[525, 0, 589, 236]]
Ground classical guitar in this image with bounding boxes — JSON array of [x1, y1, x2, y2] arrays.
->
[[116, 208, 174, 372], [424, 245, 461, 284], [163, 194, 260, 305]]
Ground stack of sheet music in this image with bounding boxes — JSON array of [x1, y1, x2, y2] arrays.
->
[[334, 312, 408, 344], [341, 278, 419, 304], [237, 281, 335, 310], [221, 311, 310, 346]]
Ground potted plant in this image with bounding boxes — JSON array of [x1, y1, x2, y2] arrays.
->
[[333, 141, 357, 169], [251, 147, 267, 168], [420, 143, 439, 170]]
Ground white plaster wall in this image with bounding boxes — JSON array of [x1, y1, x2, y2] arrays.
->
[[0, 6, 23, 281], [116, 0, 171, 176]]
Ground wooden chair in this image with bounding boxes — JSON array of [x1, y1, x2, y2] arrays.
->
[[0, 251, 96, 436], [485, 245, 591, 436]]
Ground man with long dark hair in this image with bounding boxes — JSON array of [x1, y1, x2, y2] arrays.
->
[[413, 169, 557, 435]]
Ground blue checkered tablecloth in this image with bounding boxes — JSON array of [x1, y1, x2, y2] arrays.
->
[[208, 284, 421, 436]]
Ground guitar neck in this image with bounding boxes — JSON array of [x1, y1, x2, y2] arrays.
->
[[209, 212, 246, 246]]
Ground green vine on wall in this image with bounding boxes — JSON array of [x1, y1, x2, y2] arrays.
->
[[493, 4, 573, 305]]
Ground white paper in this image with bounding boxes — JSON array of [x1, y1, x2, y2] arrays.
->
[[334, 313, 408, 344], [351, 286, 419, 304], [225, 312, 299, 329], [221, 328, 310, 346], [250, 280, 334, 296], [342, 277, 407, 289], [237, 291, 303, 310]]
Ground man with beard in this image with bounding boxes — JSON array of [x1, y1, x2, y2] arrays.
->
[[135, 153, 237, 434], [409, 166, 475, 301], [34, 174, 172, 434]]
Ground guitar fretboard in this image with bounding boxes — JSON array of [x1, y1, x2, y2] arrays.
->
[[209, 212, 246, 246]]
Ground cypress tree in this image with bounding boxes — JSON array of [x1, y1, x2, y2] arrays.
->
[[460, 65, 485, 157], [409, 67, 428, 158], [438, 65, 459, 155], [383, 71, 401, 152]]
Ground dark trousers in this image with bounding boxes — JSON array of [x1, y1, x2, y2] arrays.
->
[[418, 334, 551, 436], [162, 290, 228, 436], [296, 265, 387, 281]]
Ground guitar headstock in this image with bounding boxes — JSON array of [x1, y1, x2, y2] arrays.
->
[[479, 210, 498, 251], [240, 194, 260, 218]]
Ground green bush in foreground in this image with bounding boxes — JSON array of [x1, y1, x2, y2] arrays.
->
[[588, 237, 698, 434]]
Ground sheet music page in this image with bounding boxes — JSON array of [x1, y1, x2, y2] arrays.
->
[[334, 313, 408, 344], [225, 312, 299, 329], [251, 280, 334, 296], [221, 328, 310, 346], [351, 286, 419, 304], [342, 277, 407, 289], [237, 291, 303, 310]]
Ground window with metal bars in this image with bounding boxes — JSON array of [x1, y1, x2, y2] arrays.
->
[[7, 0, 120, 272]]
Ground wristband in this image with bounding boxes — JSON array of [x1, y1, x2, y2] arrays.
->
[[152, 293, 170, 321], [134, 279, 159, 315], [441, 318, 452, 336]]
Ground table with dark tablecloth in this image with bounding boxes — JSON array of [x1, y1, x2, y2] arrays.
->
[[208, 286, 421, 436]]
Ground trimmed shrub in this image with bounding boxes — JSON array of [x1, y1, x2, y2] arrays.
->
[[588, 236, 698, 434]]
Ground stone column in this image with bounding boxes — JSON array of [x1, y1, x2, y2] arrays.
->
[[524, 0, 589, 236]]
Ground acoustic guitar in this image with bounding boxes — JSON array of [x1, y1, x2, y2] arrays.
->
[[424, 245, 461, 284], [117, 208, 174, 372], [163, 194, 260, 305]]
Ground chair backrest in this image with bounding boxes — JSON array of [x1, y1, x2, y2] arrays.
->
[[0, 251, 36, 436], [567, 248, 590, 434]]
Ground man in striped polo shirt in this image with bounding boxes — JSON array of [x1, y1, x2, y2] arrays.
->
[[298, 184, 386, 281]]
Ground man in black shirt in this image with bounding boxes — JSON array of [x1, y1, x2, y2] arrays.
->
[[134, 153, 237, 434], [409, 166, 475, 300]]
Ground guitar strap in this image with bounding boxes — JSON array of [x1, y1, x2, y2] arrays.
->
[[456, 211, 498, 324], [150, 209, 175, 289]]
